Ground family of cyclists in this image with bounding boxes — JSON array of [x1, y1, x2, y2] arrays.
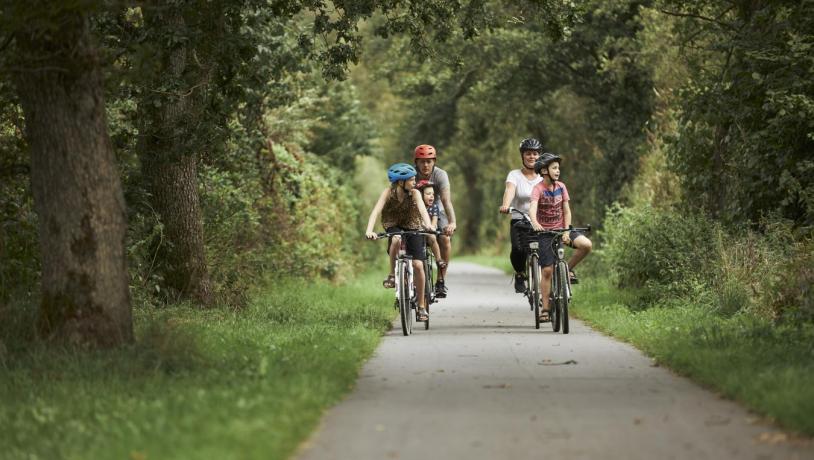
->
[[365, 138, 592, 323]]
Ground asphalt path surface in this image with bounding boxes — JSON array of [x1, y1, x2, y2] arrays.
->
[[296, 262, 812, 460]]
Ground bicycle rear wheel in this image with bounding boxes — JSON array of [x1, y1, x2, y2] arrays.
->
[[558, 261, 570, 334], [398, 260, 412, 336], [530, 254, 541, 329]]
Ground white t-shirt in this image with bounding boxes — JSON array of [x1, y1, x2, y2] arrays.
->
[[506, 169, 542, 220]]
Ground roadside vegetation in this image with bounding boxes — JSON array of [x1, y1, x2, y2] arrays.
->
[[0, 273, 393, 460], [1, 0, 812, 456]]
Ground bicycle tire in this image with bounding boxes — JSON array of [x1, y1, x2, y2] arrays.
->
[[424, 258, 432, 330], [530, 254, 541, 329], [398, 260, 412, 336], [551, 271, 560, 332], [558, 261, 570, 334]]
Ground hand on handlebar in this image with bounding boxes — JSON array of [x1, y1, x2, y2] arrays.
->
[[365, 231, 378, 240], [531, 222, 543, 232], [499, 205, 510, 214], [444, 222, 457, 236], [562, 232, 571, 245]]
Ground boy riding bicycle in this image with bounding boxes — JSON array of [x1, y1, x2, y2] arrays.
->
[[365, 163, 434, 320], [528, 153, 593, 322]]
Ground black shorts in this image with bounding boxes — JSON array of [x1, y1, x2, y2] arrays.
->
[[510, 219, 533, 251], [385, 226, 426, 260], [537, 230, 584, 267]]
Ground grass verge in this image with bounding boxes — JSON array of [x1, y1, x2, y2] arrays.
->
[[0, 272, 393, 460], [571, 276, 814, 436]]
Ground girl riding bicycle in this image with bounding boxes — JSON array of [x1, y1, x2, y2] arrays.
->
[[365, 163, 434, 320], [529, 153, 593, 322]]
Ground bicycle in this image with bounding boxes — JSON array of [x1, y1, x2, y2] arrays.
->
[[374, 229, 440, 336], [423, 236, 439, 330], [506, 208, 590, 332]]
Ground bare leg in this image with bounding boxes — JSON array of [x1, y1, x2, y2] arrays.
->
[[567, 236, 593, 270], [388, 236, 400, 276], [426, 235, 443, 265], [438, 235, 451, 280], [413, 260, 426, 310], [541, 266, 553, 313]]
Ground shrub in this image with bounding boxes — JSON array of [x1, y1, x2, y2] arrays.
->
[[601, 203, 719, 302]]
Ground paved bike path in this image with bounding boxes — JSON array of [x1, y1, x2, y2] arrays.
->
[[295, 263, 812, 460]]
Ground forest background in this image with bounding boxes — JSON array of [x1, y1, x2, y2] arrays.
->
[[3, 0, 812, 342], [1, 0, 813, 456]]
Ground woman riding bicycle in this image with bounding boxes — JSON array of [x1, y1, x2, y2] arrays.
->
[[499, 138, 544, 293], [365, 163, 434, 320]]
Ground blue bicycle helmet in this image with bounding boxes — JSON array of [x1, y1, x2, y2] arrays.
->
[[387, 163, 417, 183]]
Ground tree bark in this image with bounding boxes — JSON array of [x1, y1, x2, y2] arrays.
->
[[138, 5, 214, 305], [13, 13, 132, 346]]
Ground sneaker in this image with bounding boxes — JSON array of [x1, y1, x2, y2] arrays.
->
[[435, 279, 447, 298], [514, 273, 526, 293]]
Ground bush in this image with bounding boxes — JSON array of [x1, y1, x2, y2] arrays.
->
[[600, 203, 719, 302]]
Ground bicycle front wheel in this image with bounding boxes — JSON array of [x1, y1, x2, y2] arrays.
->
[[398, 261, 412, 336], [424, 259, 433, 330], [530, 254, 541, 329], [558, 261, 570, 334]]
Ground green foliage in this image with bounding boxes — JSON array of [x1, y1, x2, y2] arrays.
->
[[601, 201, 814, 325], [0, 83, 38, 309], [600, 204, 719, 301], [0, 272, 392, 459], [662, 0, 814, 226], [365, 0, 654, 252]]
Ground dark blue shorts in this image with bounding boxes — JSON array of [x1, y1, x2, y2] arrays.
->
[[537, 230, 584, 267]]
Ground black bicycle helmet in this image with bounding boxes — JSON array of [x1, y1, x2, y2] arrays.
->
[[534, 152, 562, 175], [519, 137, 543, 153]]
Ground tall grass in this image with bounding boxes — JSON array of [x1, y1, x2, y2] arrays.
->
[[0, 273, 393, 460]]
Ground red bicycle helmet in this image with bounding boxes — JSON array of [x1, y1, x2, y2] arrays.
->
[[414, 144, 437, 160], [415, 179, 435, 190]]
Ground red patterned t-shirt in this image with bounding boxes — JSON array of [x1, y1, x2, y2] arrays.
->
[[530, 181, 570, 229]]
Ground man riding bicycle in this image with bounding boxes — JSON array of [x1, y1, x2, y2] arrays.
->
[[414, 144, 457, 298]]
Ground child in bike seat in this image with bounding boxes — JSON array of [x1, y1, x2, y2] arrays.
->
[[365, 163, 434, 319], [415, 180, 445, 273], [528, 153, 593, 322]]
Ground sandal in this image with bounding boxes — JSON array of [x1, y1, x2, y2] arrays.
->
[[569, 270, 579, 285], [382, 274, 396, 289], [417, 307, 429, 321], [538, 310, 551, 322]]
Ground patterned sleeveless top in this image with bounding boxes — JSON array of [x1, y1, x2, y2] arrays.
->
[[381, 188, 422, 230]]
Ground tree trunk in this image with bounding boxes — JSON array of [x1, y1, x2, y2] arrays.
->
[[13, 13, 132, 346], [138, 5, 214, 305]]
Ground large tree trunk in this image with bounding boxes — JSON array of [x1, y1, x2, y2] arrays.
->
[[13, 13, 132, 346], [138, 5, 214, 305]]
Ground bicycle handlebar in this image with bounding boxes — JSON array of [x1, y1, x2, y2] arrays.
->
[[373, 229, 443, 239], [504, 207, 591, 233]]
